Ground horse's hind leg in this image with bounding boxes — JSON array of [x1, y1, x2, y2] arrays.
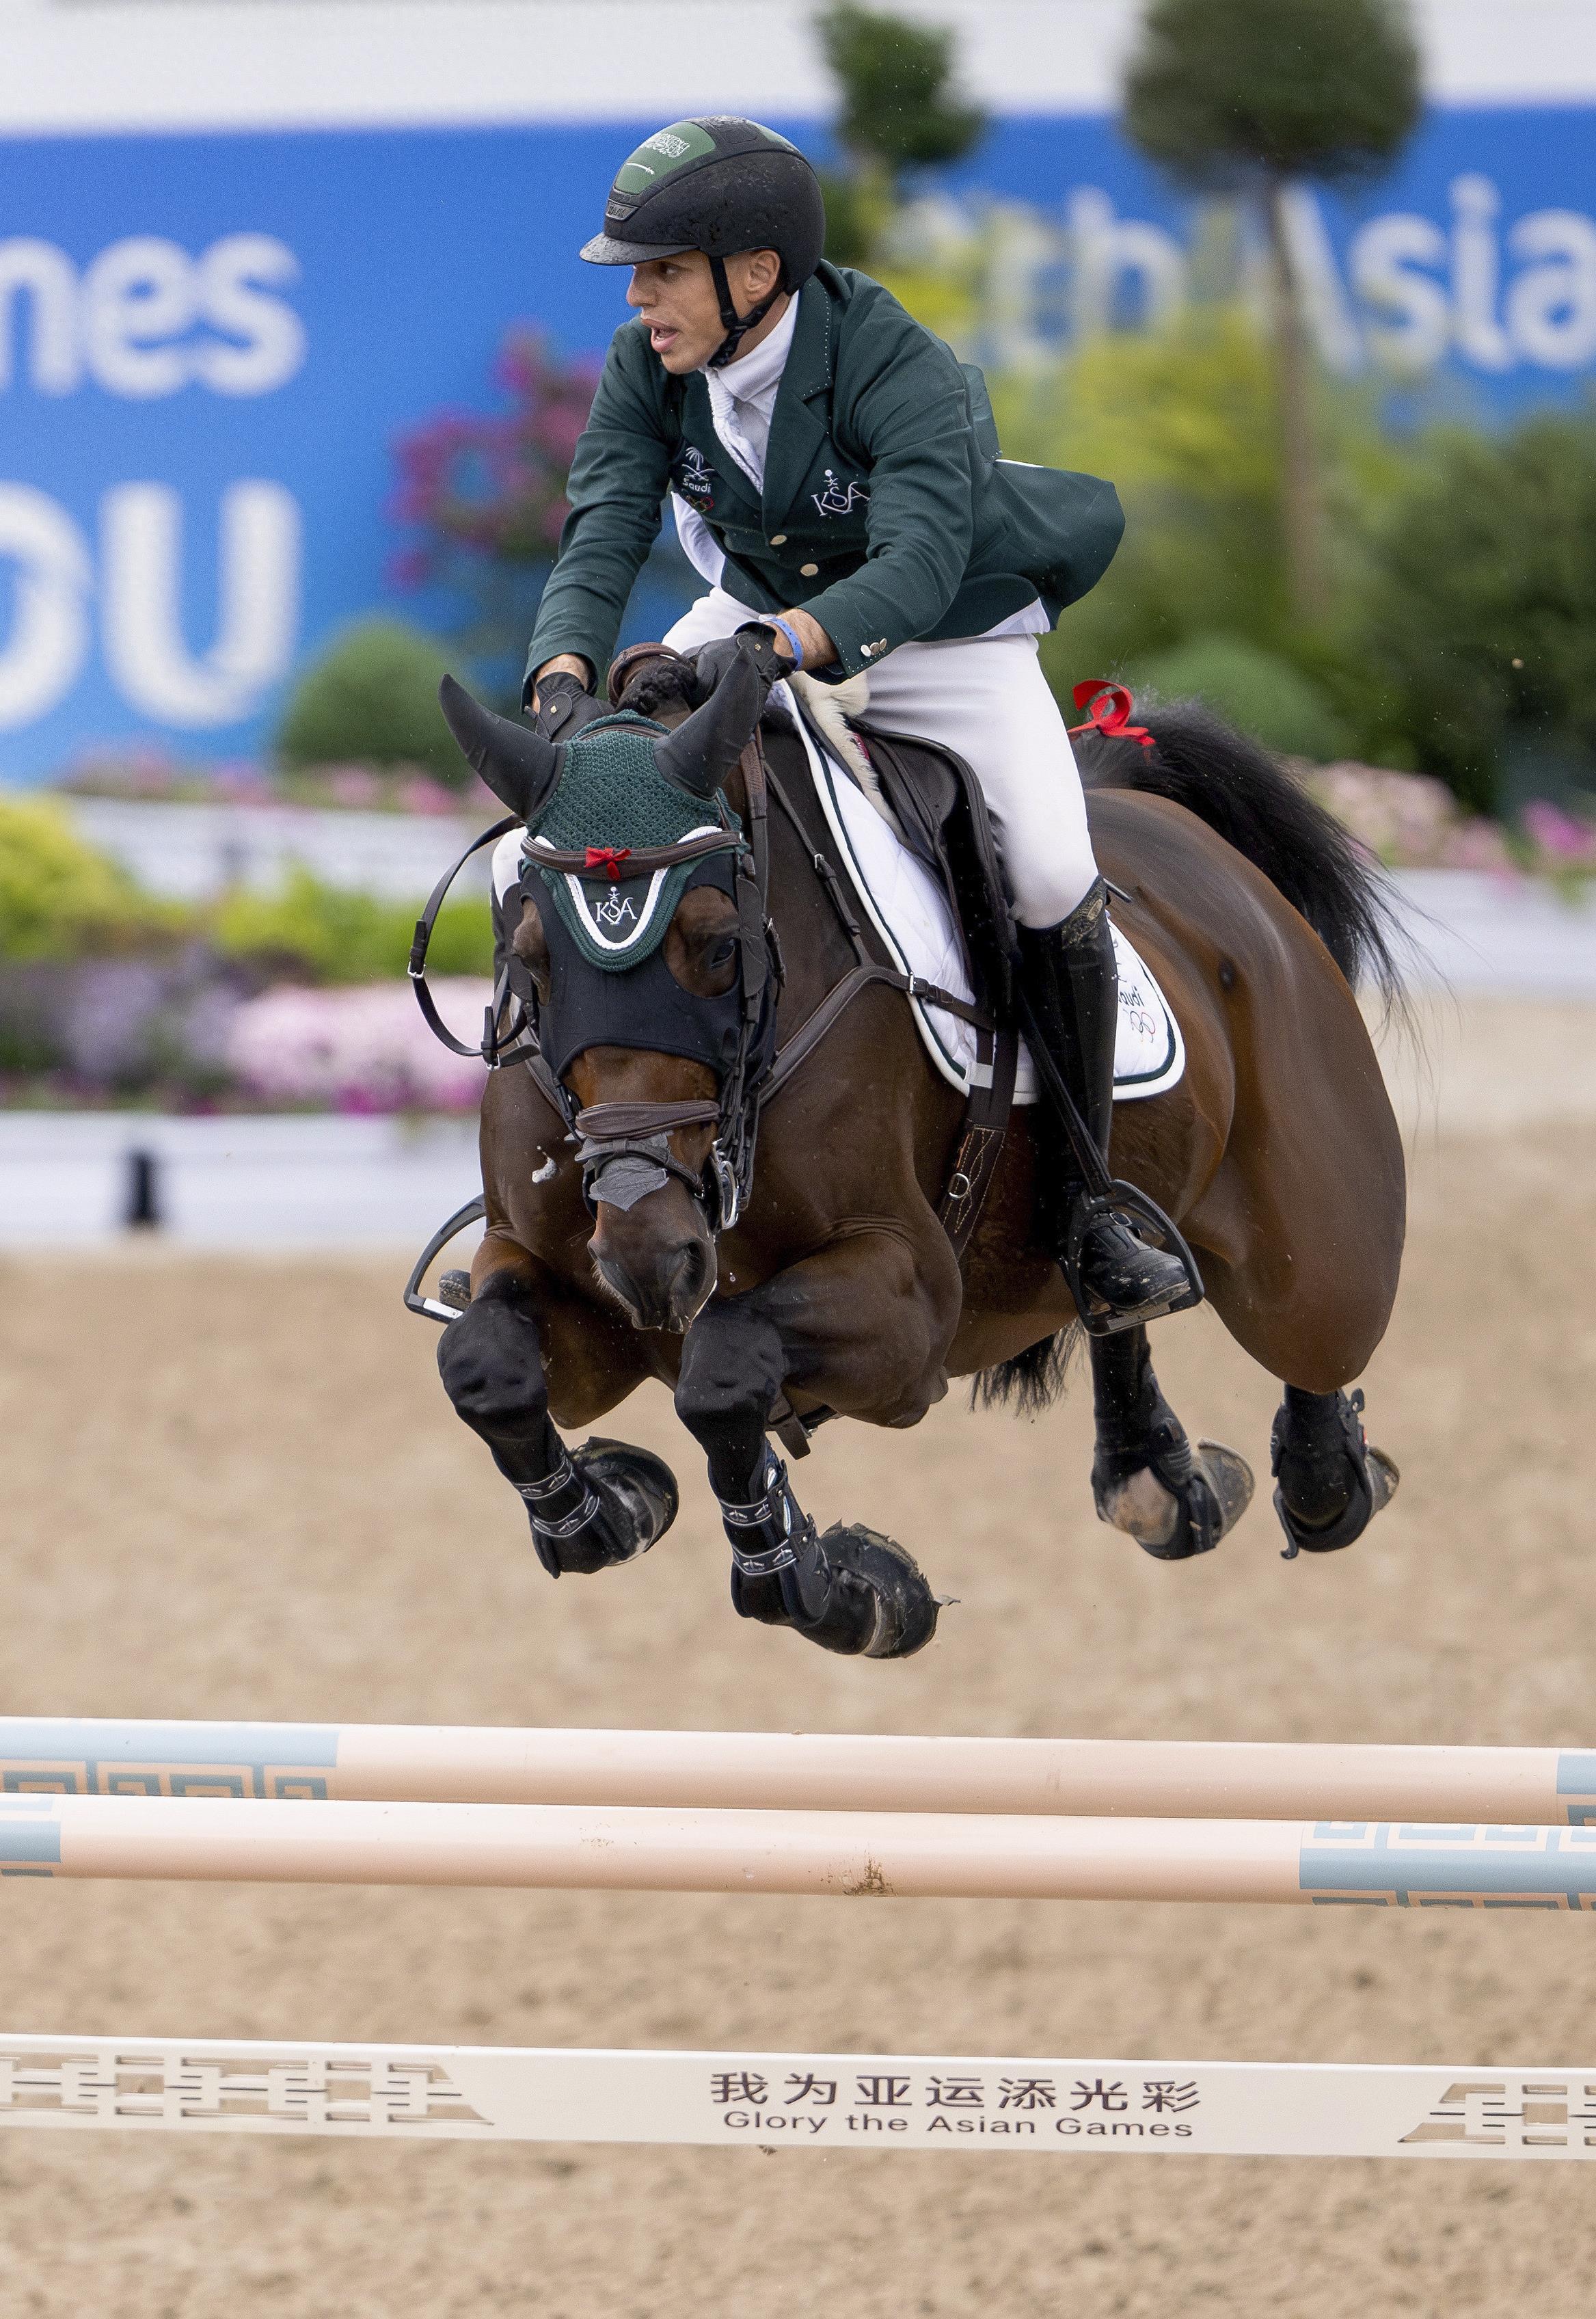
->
[[437, 1262, 677, 1577], [1090, 1328, 1254, 1561], [1269, 1386, 1399, 1559]]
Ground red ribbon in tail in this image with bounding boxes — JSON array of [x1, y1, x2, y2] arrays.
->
[[1068, 680, 1155, 749]]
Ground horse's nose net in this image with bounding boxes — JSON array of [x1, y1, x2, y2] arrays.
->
[[521, 857, 748, 1083]]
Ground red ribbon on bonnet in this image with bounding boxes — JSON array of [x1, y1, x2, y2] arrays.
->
[[1067, 680, 1155, 749], [584, 846, 634, 883]]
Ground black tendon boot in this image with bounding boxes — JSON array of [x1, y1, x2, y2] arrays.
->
[[1018, 880, 1199, 1332]]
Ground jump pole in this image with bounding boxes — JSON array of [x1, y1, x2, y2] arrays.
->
[[1, 1717, 1593, 1827], [0, 2033, 1586, 2162], [5, 1793, 1596, 1906]]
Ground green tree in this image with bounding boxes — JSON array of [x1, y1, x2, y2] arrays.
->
[[816, 4, 986, 267], [990, 303, 1403, 732], [1122, 0, 1420, 627]]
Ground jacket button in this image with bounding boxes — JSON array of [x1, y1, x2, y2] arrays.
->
[[770, 534, 787, 546], [800, 562, 820, 576]]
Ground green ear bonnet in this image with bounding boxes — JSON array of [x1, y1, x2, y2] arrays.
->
[[522, 711, 741, 970]]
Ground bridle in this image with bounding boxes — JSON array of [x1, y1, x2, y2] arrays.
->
[[409, 736, 779, 1236], [408, 673, 995, 1254]]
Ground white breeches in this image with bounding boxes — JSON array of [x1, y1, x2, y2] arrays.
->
[[662, 587, 1100, 928]]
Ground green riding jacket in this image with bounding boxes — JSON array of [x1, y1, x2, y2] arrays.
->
[[523, 261, 1124, 694]]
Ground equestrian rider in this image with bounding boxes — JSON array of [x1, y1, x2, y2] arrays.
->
[[524, 116, 1190, 1328]]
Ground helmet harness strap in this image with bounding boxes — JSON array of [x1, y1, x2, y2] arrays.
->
[[706, 252, 784, 370]]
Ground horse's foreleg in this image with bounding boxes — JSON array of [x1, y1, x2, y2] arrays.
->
[[673, 1234, 957, 1659], [1090, 1327, 1254, 1561], [1269, 1385, 1400, 1559], [437, 1262, 677, 1577]]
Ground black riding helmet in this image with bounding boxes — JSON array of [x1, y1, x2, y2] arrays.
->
[[580, 116, 826, 367]]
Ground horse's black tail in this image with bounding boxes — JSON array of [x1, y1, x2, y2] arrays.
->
[[975, 694, 1409, 1417], [1075, 700, 1407, 1011]]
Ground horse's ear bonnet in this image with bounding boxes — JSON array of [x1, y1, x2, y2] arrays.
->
[[651, 650, 765, 798], [439, 675, 564, 824]]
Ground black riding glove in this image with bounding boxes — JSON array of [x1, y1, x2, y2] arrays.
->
[[532, 669, 607, 740], [690, 623, 790, 706]]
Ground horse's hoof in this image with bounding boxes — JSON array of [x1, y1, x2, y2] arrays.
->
[[1367, 1445, 1400, 1516], [1195, 1440, 1256, 1535], [834, 1525, 942, 1659], [1098, 1440, 1254, 1561], [1097, 1464, 1182, 1550], [538, 1438, 679, 1575], [784, 1525, 941, 1659]]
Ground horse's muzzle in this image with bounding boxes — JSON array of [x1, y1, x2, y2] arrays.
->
[[590, 1203, 717, 1334]]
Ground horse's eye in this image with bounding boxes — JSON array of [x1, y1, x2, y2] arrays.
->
[[711, 939, 738, 968]]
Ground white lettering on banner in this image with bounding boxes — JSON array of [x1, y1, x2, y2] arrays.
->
[[193, 237, 308, 397], [1277, 185, 1365, 375], [1066, 189, 1187, 340], [1349, 213, 1451, 371], [1505, 210, 1596, 370], [899, 173, 1596, 383], [1450, 174, 1515, 373], [0, 486, 92, 729], [0, 234, 304, 400], [82, 237, 199, 399], [100, 481, 301, 726], [0, 242, 79, 395]]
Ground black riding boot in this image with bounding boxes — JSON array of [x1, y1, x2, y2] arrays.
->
[[1018, 879, 1195, 1330]]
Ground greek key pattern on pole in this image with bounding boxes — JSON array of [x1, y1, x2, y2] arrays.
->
[[1401, 2080, 1596, 2152], [0, 2050, 490, 2132]]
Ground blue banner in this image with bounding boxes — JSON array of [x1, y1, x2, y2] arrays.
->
[[2, 106, 1592, 778]]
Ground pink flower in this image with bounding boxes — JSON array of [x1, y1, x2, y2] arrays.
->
[[396, 775, 460, 817], [228, 981, 491, 1112], [1521, 799, 1596, 867], [391, 328, 599, 582], [327, 766, 384, 809]]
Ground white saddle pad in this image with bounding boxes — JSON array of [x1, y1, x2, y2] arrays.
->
[[787, 703, 1185, 1106]]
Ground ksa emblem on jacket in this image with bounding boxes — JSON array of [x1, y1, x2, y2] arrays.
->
[[813, 468, 869, 518]]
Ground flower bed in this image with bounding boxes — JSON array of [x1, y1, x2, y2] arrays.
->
[[1303, 763, 1516, 872], [226, 980, 491, 1113]]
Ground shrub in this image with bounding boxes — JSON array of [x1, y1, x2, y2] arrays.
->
[[275, 619, 463, 783], [1360, 411, 1596, 815], [0, 799, 170, 961], [211, 868, 493, 984], [1131, 634, 1351, 761]]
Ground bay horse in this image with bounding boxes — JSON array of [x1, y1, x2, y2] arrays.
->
[[426, 643, 1405, 1659]]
